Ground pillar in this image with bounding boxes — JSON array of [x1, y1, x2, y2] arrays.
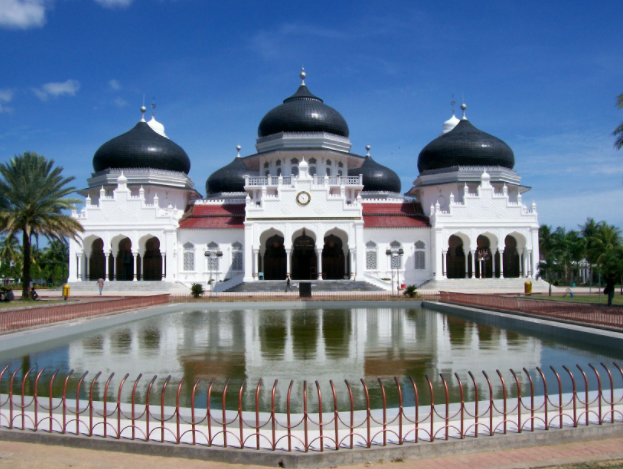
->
[[140, 252, 145, 281], [161, 253, 166, 279], [471, 250, 477, 279], [521, 249, 527, 278], [499, 249, 505, 278], [344, 249, 349, 279], [349, 249, 355, 279], [252, 248, 259, 279], [104, 252, 110, 281], [316, 248, 322, 280], [76, 252, 83, 281], [527, 250, 533, 278], [285, 248, 292, 276], [464, 252, 469, 278], [85, 255, 90, 281], [133, 252, 138, 281]]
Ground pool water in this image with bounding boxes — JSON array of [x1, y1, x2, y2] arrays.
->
[[1, 306, 621, 412]]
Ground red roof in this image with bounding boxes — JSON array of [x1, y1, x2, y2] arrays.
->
[[179, 204, 245, 229], [362, 203, 429, 228]]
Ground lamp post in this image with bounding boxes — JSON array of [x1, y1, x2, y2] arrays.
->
[[204, 249, 223, 293], [385, 247, 404, 294]]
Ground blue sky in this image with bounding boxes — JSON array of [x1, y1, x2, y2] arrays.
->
[[0, 0, 622, 230]]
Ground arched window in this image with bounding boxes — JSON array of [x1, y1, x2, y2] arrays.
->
[[292, 166, 299, 176], [309, 158, 317, 164], [326, 167, 331, 176], [277, 167, 282, 176], [263, 162, 269, 169], [326, 159, 332, 166], [207, 242, 219, 271], [265, 170, 270, 177], [183, 242, 195, 271], [309, 166, 317, 176], [290, 158, 299, 164], [232, 242, 243, 271], [275, 159, 281, 166], [290, 158, 299, 177], [415, 241, 426, 270], [338, 161, 344, 168], [366, 241, 377, 270], [390, 241, 402, 269]]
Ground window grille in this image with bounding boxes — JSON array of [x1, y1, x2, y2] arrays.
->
[[366, 250, 377, 270], [310, 166, 317, 176], [232, 252, 243, 271], [208, 257, 218, 271], [415, 251, 425, 270], [183, 251, 194, 271]]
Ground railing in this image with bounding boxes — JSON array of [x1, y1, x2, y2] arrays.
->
[[169, 291, 440, 303], [313, 175, 362, 186], [440, 292, 623, 330], [0, 295, 169, 333], [1, 363, 621, 452]]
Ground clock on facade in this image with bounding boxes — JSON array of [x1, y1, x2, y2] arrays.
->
[[296, 191, 311, 205]]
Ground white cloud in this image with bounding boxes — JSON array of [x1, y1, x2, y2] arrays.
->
[[114, 97, 127, 108], [94, 0, 133, 8], [0, 0, 47, 30], [108, 79, 121, 91], [32, 79, 80, 101], [0, 88, 14, 113]]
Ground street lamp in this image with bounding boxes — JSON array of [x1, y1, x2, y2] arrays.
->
[[204, 249, 223, 292], [385, 247, 404, 294]]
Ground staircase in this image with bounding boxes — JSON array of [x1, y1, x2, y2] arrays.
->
[[67, 281, 189, 293], [225, 280, 384, 293], [417, 278, 552, 293]]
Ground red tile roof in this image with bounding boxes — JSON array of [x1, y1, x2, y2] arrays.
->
[[362, 203, 429, 228], [179, 204, 245, 229]]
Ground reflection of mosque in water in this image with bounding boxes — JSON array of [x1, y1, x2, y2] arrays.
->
[[68, 308, 543, 409]]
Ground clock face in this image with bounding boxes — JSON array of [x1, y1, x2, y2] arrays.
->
[[296, 191, 311, 205]]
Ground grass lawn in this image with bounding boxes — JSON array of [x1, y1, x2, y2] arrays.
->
[[533, 294, 623, 306], [0, 299, 71, 309]]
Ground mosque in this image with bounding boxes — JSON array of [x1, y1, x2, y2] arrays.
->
[[68, 70, 541, 291]]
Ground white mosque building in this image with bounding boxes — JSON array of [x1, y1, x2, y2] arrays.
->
[[68, 70, 540, 291]]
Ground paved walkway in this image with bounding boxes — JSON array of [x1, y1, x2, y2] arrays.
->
[[0, 437, 622, 469]]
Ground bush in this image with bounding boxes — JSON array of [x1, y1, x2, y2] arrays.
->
[[403, 285, 420, 298], [190, 283, 205, 298]]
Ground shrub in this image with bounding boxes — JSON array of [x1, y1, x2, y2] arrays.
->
[[190, 283, 205, 298], [403, 285, 420, 298]]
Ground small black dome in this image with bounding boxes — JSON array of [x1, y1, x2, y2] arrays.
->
[[417, 119, 514, 173], [349, 156, 401, 193], [206, 157, 252, 195], [93, 121, 191, 174], [258, 84, 349, 138]]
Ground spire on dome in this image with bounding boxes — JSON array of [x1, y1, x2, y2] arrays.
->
[[236, 145, 241, 158], [300, 67, 306, 85], [461, 103, 467, 120], [442, 98, 460, 134], [366, 144, 371, 157], [140, 105, 147, 122], [147, 98, 168, 138]]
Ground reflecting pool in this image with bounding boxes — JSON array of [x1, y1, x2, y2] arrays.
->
[[1, 306, 621, 412]]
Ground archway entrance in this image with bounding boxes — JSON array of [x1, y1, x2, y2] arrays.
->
[[475, 235, 494, 278], [263, 235, 286, 280], [115, 237, 134, 281], [142, 237, 162, 281], [89, 238, 105, 280], [292, 231, 317, 280], [503, 235, 520, 278], [446, 235, 466, 279], [322, 235, 345, 280]]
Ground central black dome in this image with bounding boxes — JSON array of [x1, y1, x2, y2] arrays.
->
[[349, 155, 401, 193], [258, 82, 349, 138], [93, 121, 191, 174], [417, 119, 514, 173]]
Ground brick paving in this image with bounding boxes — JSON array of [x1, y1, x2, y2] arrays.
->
[[0, 437, 622, 469]]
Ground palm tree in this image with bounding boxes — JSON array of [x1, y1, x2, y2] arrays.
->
[[0, 152, 83, 299], [587, 223, 622, 274], [614, 93, 623, 150], [539, 225, 554, 258], [42, 239, 69, 285], [551, 227, 585, 284]]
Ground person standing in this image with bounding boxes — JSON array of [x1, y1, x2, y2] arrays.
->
[[97, 278, 105, 296], [285, 274, 292, 292], [604, 273, 616, 307]]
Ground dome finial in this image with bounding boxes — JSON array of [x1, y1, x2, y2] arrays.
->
[[151, 97, 156, 118], [365, 144, 371, 157], [300, 67, 306, 85], [140, 105, 147, 122], [451, 94, 456, 116], [461, 102, 467, 120], [236, 145, 241, 157]]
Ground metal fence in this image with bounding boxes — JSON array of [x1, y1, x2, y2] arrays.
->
[[169, 291, 440, 303], [0, 295, 170, 333], [440, 292, 623, 330], [0, 363, 621, 452]]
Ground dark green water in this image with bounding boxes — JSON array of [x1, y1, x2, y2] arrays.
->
[[1, 307, 621, 412]]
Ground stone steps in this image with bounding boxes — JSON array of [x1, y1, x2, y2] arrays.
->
[[418, 278, 551, 292], [67, 281, 188, 292], [225, 280, 384, 293]]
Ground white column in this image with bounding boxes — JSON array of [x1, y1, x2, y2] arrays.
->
[[252, 248, 259, 280], [76, 252, 83, 281], [442, 250, 447, 278], [499, 249, 505, 278], [316, 248, 322, 280], [471, 250, 477, 279], [104, 252, 110, 281], [528, 250, 533, 278], [349, 249, 355, 280], [133, 253, 138, 281], [85, 255, 90, 281], [286, 248, 292, 277], [140, 251, 145, 281], [68, 240, 78, 282], [161, 253, 166, 280], [243, 226, 254, 282], [464, 253, 469, 278]]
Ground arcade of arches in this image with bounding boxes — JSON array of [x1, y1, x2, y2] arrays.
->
[[85, 236, 165, 281], [260, 230, 350, 280], [444, 234, 525, 279]]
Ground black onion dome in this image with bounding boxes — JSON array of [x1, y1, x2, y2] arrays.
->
[[349, 156, 401, 193], [206, 156, 250, 195], [258, 84, 349, 138], [93, 121, 191, 174], [417, 119, 514, 173]]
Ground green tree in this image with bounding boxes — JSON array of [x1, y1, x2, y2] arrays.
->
[[613, 93, 623, 150], [539, 225, 555, 258], [0, 152, 83, 299], [42, 239, 69, 285], [587, 223, 622, 275], [551, 227, 585, 283]]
